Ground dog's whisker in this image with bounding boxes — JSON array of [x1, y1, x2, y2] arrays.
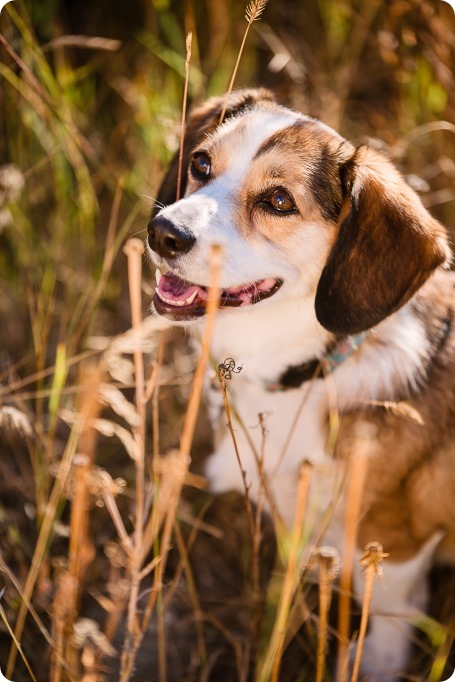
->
[[140, 194, 168, 211], [129, 228, 147, 238]]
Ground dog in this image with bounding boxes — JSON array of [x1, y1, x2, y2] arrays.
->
[[146, 89, 455, 680]]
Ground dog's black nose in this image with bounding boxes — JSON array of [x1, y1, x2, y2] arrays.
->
[[147, 216, 196, 259]]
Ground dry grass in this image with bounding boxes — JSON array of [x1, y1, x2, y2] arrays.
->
[[336, 425, 371, 682], [0, 0, 454, 681], [350, 543, 389, 682]]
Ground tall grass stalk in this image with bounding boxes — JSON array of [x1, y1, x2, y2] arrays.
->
[[63, 367, 102, 680], [141, 244, 222, 562], [275, 381, 314, 474], [218, 367, 256, 540], [258, 461, 312, 682], [350, 543, 388, 682], [336, 426, 371, 682], [150, 241, 221, 545], [176, 32, 192, 202], [119, 244, 222, 681], [429, 629, 454, 682], [314, 547, 340, 682], [1, 9, 98, 225], [179, 244, 222, 458], [231, 405, 285, 535], [70, 178, 125, 353], [120, 238, 147, 682], [47, 366, 102, 682], [162, 498, 223, 611], [219, 0, 269, 123], [7, 395, 97, 678], [0, 555, 57, 657], [218, 366, 267, 658], [173, 519, 207, 674], [251, 413, 268, 634], [0, 589, 38, 682]]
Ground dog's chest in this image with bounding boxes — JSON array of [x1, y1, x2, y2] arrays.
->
[[202, 297, 433, 535], [206, 373, 348, 535]]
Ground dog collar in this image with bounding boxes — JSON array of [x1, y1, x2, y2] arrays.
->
[[267, 333, 368, 391]]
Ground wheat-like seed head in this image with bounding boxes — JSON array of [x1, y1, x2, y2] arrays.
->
[[245, 0, 268, 23], [185, 31, 192, 67], [186, 31, 192, 56]]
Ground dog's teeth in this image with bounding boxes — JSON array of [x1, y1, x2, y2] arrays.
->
[[183, 289, 198, 305], [155, 288, 198, 307], [155, 268, 162, 285]]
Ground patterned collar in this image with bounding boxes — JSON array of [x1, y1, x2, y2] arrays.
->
[[266, 333, 368, 391]]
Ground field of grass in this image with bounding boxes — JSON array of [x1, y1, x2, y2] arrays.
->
[[0, 0, 454, 680]]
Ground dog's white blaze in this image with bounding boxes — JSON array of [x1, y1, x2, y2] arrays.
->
[[214, 107, 299, 158], [152, 109, 309, 289]]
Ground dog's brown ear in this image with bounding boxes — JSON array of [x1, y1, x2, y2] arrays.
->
[[315, 147, 451, 335], [153, 88, 276, 215]]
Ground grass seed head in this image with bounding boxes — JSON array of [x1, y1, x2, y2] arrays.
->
[[311, 545, 341, 579], [0, 406, 32, 438], [245, 0, 268, 23], [73, 618, 117, 657], [359, 541, 390, 577]]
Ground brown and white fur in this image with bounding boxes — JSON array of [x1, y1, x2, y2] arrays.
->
[[147, 89, 455, 680]]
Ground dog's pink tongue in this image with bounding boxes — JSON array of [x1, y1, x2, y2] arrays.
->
[[158, 272, 200, 302]]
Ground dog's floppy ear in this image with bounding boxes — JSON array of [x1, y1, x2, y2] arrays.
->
[[152, 88, 276, 215], [315, 147, 451, 335]]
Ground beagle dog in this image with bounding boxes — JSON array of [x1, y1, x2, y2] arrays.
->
[[147, 89, 455, 680]]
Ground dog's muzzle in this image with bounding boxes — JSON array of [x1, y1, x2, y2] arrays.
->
[[148, 213, 283, 322], [147, 215, 196, 259]]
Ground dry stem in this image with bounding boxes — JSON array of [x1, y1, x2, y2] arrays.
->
[[136, 244, 222, 670], [350, 542, 389, 682], [218, 366, 256, 541], [219, 0, 269, 124], [251, 413, 267, 634], [49, 366, 102, 682], [275, 381, 314, 475], [176, 32, 192, 201], [62, 368, 101, 679], [173, 520, 207, 673], [120, 238, 146, 681], [0, 589, 38, 682], [313, 547, 340, 682], [336, 424, 372, 682], [179, 245, 222, 457], [71, 177, 124, 352], [232, 406, 285, 535], [258, 461, 312, 682], [7, 384, 99, 678]]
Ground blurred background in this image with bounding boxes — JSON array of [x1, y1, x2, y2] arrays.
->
[[0, 0, 454, 680], [1, 0, 454, 360]]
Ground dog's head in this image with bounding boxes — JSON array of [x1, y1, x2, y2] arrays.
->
[[147, 89, 450, 334]]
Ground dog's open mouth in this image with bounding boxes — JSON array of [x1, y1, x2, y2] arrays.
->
[[154, 271, 283, 320]]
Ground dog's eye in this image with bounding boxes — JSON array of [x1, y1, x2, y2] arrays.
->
[[262, 188, 296, 214], [190, 152, 211, 180]]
